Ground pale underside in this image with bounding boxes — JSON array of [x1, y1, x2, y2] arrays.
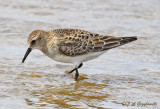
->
[[53, 51, 107, 66]]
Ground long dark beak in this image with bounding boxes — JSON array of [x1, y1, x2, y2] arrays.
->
[[22, 48, 32, 63]]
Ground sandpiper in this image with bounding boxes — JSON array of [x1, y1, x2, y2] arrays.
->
[[22, 29, 137, 80]]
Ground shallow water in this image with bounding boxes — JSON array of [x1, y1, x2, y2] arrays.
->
[[0, 0, 160, 108]]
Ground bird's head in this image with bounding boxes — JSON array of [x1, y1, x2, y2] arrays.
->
[[22, 30, 48, 63]]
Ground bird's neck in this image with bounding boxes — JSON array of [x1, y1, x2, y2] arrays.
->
[[38, 32, 49, 53]]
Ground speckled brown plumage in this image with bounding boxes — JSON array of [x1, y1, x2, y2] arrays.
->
[[50, 29, 137, 56], [27, 29, 137, 57]]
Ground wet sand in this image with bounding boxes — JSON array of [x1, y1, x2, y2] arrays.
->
[[0, 0, 160, 108]]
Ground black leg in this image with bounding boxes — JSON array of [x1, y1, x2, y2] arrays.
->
[[75, 69, 79, 80], [78, 63, 83, 68], [68, 63, 83, 74], [68, 68, 76, 74]]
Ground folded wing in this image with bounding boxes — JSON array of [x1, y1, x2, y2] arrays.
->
[[59, 32, 137, 56]]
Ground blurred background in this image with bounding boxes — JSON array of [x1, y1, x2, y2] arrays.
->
[[0, 0, 160, 108]]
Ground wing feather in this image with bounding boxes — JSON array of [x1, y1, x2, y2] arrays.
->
[[58, 29, 137, 56]]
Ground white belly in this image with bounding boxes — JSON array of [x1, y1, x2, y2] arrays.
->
[[52, 51, 107, 65]]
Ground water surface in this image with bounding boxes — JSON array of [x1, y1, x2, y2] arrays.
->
[[0, 0, 160, 108]]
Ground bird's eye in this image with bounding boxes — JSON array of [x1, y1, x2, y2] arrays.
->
[[31, 40, 36, 44]]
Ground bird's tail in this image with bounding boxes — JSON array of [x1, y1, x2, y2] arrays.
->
[[101, 36, 137, 50], [119, 36, 137, 45]]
